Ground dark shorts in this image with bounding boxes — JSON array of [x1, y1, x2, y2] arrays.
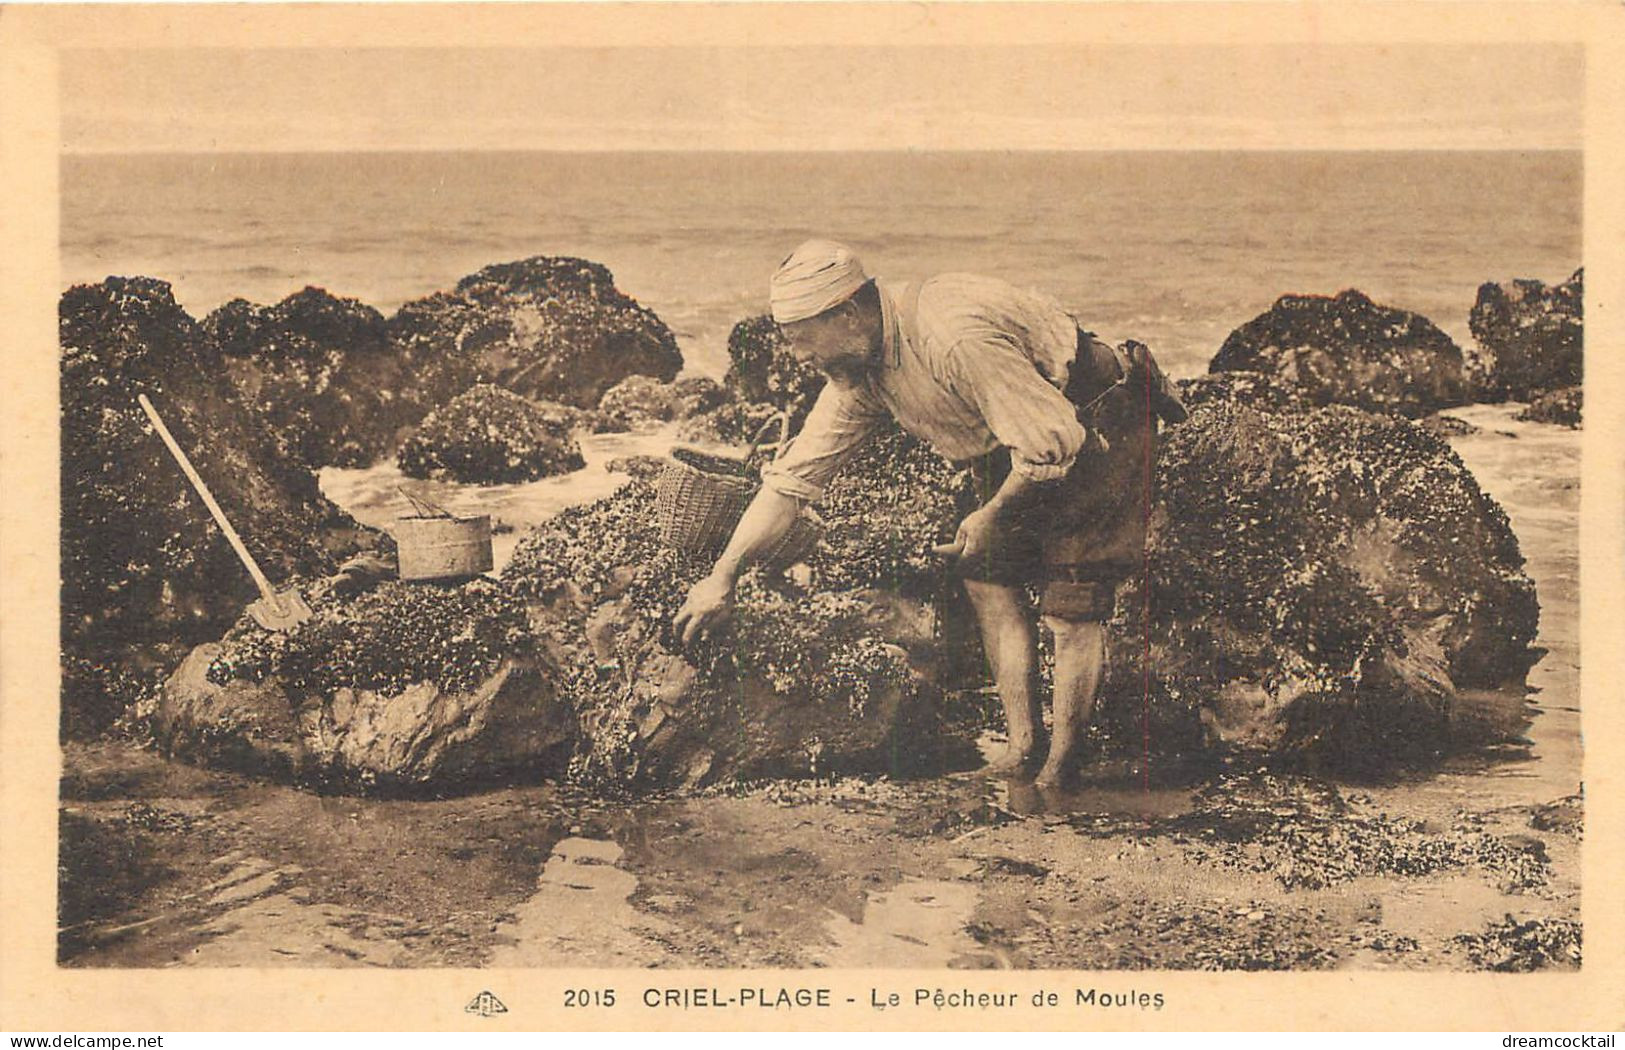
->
[[954, 333, 1175, 622]]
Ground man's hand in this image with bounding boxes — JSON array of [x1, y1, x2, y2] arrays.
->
[[672, 570, 737, 646], [931, 506, 999, 562]]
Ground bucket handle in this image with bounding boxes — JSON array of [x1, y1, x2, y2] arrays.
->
[[398, 486, 455, 520]]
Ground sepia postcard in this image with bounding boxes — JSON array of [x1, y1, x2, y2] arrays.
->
[[2, 1, 1623, 1034]]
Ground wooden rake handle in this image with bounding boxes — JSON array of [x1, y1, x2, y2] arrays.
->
[[137, 393, 278, 604]]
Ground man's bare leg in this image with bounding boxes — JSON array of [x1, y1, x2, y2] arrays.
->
[[963, 579, 1045, 775], [1036, 617, 1106, 788]]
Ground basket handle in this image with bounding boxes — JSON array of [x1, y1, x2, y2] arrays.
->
[[743, 411, 790, 472]]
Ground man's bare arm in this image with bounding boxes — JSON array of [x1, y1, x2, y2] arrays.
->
[[933, 467, 1053, 562], [712, 487, 804, 585], [981, 466, 1048, 519], [672, 487, 803, 645]]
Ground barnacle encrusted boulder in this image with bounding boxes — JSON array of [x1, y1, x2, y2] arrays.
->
[[503, 478, 947, 789], [593, 374, 728, 433], [673, 375, 731, 417], [1210, 290, 1468, 416], [593, 374, 680, 433], [203, 287, 407, 468], [1515, 385, 1582, 429], [156, 579, 573, 790], [721, 315, 825, 422], [673, 314, 828, 444], [385, 256, 682, 410], [676, 398, 782, 446], [1467, 269, 1583, 401], [604, 454, 668, 482], [60, 276, 378, 737], [1097, 389, 1539, 767], [1177, 372, 1309, 413], [397, 384, 585, 484]]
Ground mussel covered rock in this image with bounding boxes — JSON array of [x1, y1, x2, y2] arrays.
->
[[721, 315, 825, 426], [386, 256, 682, 410], [397, 384, 585, 484], [60, 276, 378, 737], [1452, 916, 1581, 972], [592, 374, 728, 434], [1467, 269, 1583, 402], [1177, 372, 1309, 414], [157, 578, 572, 790], [676, 398, 782, 446], [503, 478, 949, 789], [1166, 773, 1553, 891], [592, 374, 680, 433], [203, 286, 405, 468], [1514, 385, 1582, 429], [1210, 290, 1468, 416], [1098, 387, 1539, 767], [806, 428, 974, 596]]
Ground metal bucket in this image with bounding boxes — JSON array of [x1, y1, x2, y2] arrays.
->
[[392, 514, 494, 582]]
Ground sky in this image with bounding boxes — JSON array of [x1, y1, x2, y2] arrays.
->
[[60, 43, 1584, 153]]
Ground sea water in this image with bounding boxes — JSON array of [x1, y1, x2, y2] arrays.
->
[[61, 149, 1582, 380]]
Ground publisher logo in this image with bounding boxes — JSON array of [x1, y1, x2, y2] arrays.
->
[[466, 990, 509, 1018]]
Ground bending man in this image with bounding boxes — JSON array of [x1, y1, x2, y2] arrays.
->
[[673, 240, 1185, 787]]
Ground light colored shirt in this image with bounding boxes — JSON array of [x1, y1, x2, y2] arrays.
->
[[761, 273, 1088, 502]]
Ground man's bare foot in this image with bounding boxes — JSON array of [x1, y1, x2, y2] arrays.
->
[[1033, 759, 1080, 791], [1003, 781, 1045, 815]]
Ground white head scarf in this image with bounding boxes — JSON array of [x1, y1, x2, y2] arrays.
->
[[769, 239, 868, 323]]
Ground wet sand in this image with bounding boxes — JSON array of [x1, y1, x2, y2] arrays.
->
[[59, 406, 1581, 970]]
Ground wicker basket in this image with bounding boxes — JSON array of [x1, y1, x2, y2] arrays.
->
[[655, 413, 824, 570], [762, 506, 824, 571]]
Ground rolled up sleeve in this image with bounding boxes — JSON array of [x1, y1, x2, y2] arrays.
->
[[944, 337, 1086, 480], [760, 382, 885, 502]]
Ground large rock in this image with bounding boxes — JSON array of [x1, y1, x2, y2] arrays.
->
[[1211, 290, 1468, 416], [673, 315, 826, 445], [595, 374, 731, 434], [1097, 384, 1539, 767], [155, 645, 309, 781], [203, 287, 407, 468], [592, 374, 680, 433], [721, 315, 826, 427], [60, 276, 379, 737], [397, 383, 585, 484], [672, 375, 731, 418], [675, 399, 782, 447], [386, 256, 682, 411], [1468, 269, 1583, 401], [158, 578, 573, 790], [503, 478, 949, 789]]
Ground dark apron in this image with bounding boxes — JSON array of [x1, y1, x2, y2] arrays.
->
[[962, 329, 1184, 618]]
